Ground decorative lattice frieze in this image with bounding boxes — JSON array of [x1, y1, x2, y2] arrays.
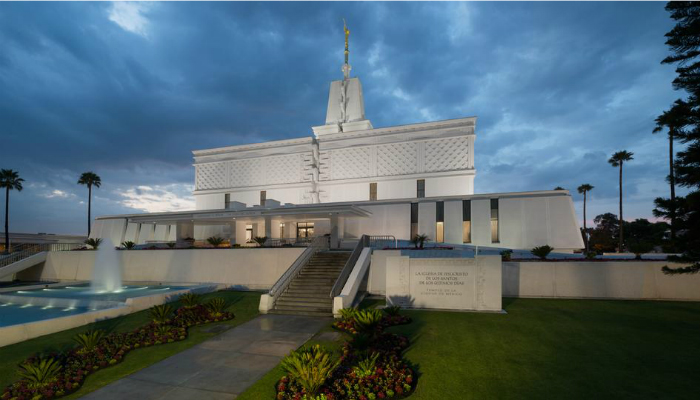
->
[[424, 137, 470, 172], [229, 158, 264, 187], [196, 162, 227, 190], [330, 147, 370, 180], [377, 142, 418, 176], [266, 154, 302, 185]]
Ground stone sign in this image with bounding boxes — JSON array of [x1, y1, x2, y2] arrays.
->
[[385, 255, 502, 312]]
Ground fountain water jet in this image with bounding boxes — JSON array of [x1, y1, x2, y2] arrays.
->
[[90, 238, 123, 293]]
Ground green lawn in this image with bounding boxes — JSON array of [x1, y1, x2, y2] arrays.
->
[[0, 290, 261, 399], [239, 297, 700, 400]]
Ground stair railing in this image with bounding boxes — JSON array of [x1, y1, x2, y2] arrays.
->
[[0, 243, 83, 269], [369, 235, 397, 249], [268, 235, 329, 299], [330, 234, 370, 298]]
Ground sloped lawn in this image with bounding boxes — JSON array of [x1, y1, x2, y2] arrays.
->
[[239, 297, 700, 399], [0, 290, 261, 399]]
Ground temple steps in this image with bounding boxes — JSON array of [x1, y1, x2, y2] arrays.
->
[[269, 250, 351, 317]]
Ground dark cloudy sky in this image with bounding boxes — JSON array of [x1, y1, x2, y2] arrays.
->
[[0, 1, 682, 235]]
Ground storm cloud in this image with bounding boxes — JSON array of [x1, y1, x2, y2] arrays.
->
[[0, 2, 681, 234]]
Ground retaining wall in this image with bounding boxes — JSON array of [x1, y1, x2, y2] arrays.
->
[[16, 248, 305, 290]]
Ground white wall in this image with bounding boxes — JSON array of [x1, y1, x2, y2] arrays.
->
[[18, 248, 305, 290], [502, 261, 700, 301], [343, 204, 411, 240]]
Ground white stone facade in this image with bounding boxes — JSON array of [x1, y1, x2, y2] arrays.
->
[[193, 117, 476, 208]]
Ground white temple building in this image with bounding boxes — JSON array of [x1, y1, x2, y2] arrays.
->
[[91, 31, 584, 252]]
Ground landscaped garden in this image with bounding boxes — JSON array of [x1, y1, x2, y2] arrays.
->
[[239, 297, 700, 399], [0, 290, 261, 399]]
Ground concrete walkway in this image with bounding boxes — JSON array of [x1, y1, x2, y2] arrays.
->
[[81, 314, 330, 399]]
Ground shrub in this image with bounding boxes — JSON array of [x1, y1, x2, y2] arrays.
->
[[382, 305, 401, 316], [155, 324, 173, 337], [354, 309, 383, 335], [500, 249, 513, 261], [206, 236, 225, 247], [17, 357, 62, 389], [84, 238, 102, 250], [120, 241, 135, 250], [150, 304, 173, 324], [353, 352, 380, 378], [253, 236, 268, 247], [531, 245, 554, 260], [73, 330, 105, 351], [179, 293, 201, 308], [166, 242, 176, 248], [585, 251, 597, 260], [411, 234, 430, 249], [629, 241, 654, 260], [280, 345, 340, 397], [206, 298, 228, 317], [338, 307, 358, 321]]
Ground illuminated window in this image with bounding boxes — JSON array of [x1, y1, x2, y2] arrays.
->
[[410, 203, 419, 239], [417, 179, 425, 198], [224, 193, 230, 209], [279, 223, 285, 238], [436, 201, 444, 243], [462, 200, 471, 243], [260, 191, 267, 206], [491, 199, 499, 243], [370, 182, 377, 201], [297, 222, 315, 238]]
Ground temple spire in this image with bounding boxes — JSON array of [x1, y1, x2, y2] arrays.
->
[[342, 19, 351, 80]]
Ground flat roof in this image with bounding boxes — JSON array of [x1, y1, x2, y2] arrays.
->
[[95, 189, 571, 224]]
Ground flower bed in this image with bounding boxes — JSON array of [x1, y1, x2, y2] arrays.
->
[[276, 308, 415, 400], [2, 302, 233, 400]]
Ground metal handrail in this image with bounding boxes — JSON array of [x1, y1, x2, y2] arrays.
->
[[0, 243, 83, 269], [268, 235, 329, 298], [330, 234, 370, 298], [369, 235, 397, 249]]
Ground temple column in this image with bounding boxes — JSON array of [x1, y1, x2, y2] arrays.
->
[[264, 216, 272, 240]]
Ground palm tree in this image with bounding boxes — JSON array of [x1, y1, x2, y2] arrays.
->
[[1, 169, 24, 255], [608, 151, 634, 252], [577, 184, 594, 252], [653, 99, 689, 241], [78, 172, 101, 237]]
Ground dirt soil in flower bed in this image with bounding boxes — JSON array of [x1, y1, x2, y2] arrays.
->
[[0, 290, 261, 400]]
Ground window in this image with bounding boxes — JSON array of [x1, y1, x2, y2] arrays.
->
[[369, 182, 378, 201], [462, 200, 471, 243], [490, 199, 499, 243], [410, 203, 419, 239], [297, 222, 315, 238], [417, 179, 425, 198], [279, 223, 285, 238], [436, 201, 444, 243], [260, 191, 267, 206], [224, 193, 230, 209]]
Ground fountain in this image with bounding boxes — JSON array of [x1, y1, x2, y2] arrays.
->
[[90, 237, 123, 293]]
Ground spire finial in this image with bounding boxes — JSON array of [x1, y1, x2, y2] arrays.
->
[[342, 19, 351, 80], [343, 18, 350, 65]]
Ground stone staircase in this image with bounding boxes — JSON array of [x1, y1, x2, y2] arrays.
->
[[271, 250, 351, 317]]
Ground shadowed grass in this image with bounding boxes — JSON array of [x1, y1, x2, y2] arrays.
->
[[0, 290, 261, 398], [239, 297, 700, 399]]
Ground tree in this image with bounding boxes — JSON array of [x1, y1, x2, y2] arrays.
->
[[577, 184, 594, 251], [656, 2, 700, 273], [608, 151, 634, 252], [653, 99, 691, 241], [588, 213, 619, 253], [78, 172, 101, 237], [0, 169, 24, 255]]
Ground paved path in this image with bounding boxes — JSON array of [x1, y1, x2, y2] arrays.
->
[[81, 314, 331, 399]]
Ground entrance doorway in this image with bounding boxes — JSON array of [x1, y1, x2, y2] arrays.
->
[[245, 224, 253, 242]]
